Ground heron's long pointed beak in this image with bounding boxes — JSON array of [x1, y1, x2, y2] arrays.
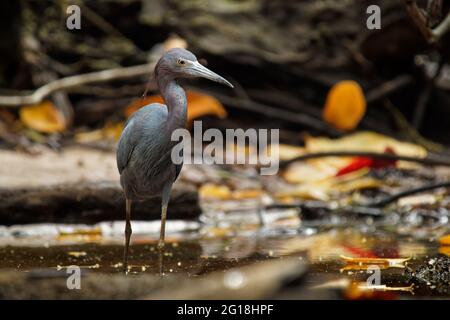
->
[[191, 61, 234, 88]]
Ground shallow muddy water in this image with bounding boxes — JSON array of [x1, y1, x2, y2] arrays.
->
[[0, 220, 449, 299]]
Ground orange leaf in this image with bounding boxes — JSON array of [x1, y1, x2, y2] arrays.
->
[[323, 80, 366, 131], [20, 101, 66, 133], [439, 246, 450, 256], [124, 90, 227, 123], [439, 234, 450, 246]]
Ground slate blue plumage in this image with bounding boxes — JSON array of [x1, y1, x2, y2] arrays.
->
[[116, 48, 233, 267]]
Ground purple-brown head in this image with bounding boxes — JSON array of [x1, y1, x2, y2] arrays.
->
[[155, 48, 234, 88]]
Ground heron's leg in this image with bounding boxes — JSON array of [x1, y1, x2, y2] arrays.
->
[[158, 182, 173, 250], [123, 198, 132, 272]]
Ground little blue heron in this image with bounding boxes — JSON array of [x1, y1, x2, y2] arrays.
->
[[117, 48, 233, 267]]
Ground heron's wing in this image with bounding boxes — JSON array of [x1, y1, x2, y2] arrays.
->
[[117, 117, 138, 174], [150, 147, 183, 181], [116, 104, 167, 174]]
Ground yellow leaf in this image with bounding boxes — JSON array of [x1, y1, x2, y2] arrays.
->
[[124, 90, 227, 124], [323, 80, 366, 131], [20, 101, 66, 133], [199, 183, 232, 200], [232, 189, 263, 200], [75, 122, 124, 143], [306, 131, 426, 156], [103, 122, 124, 140]]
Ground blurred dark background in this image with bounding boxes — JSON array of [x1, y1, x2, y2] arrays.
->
[[0, 0, 449, 148]]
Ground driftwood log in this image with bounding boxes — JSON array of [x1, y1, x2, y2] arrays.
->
[[0, 181, 200, 225], [0, 147, 200, 225]]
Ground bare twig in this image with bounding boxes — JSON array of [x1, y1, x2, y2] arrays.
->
[[426, 0, 443, 27], [432, 11, 450, 40], [366, 181, 450, 207], [206, 91, 341, 137], [412, 57, 444, 129], [366, 75, 414, 103], [405, 0, 436, 41], [77, 2, 144, 55], [384, 99, 444, 152], [404, 0, 450, 42], [0, 63, 156, 106]]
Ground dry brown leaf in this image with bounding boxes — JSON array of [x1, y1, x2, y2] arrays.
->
[[340, 255, 411, 267], [323, 80, 366, 131], [124, 91, 227, 124], [20, 101, 66, 133], [58, 227, 102, 236]]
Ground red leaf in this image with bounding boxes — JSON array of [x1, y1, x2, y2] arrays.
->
[[336, 147, 397, 176]]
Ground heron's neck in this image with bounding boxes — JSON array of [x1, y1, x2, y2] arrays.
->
[[158, 78, 187, 136]]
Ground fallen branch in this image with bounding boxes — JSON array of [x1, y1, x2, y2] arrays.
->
[[208, 91, 342, 137], [279, 151, 450, 169], [267, 181, 450, 211], [0, 62, 156, 106], [366, 180, 450, 207], [0, 180, 199, 224]]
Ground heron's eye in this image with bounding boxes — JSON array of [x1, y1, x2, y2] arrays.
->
[[177, 59, 186, 66]]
